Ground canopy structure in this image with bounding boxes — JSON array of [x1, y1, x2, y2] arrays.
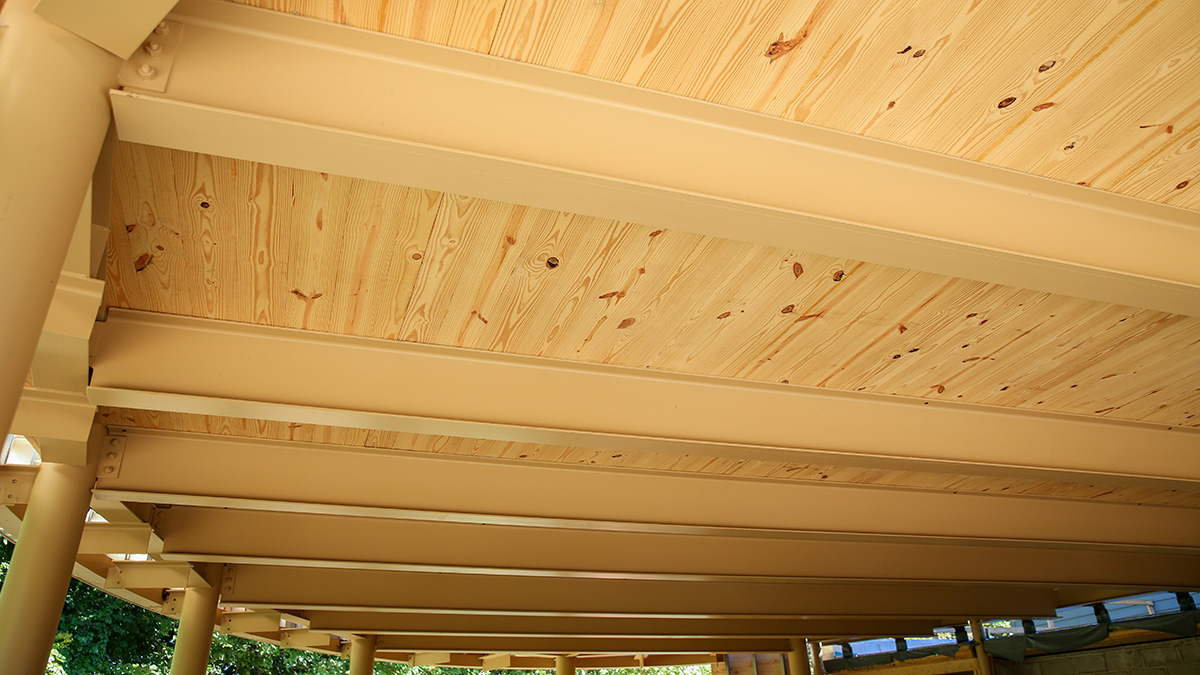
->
[[1, 0, 1198, 673]]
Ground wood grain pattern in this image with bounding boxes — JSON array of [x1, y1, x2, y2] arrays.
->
[[228, 0, 1200, 210], [400, 194, 1200, 427], [98, 407, 1200, 509], [106, 142, 440, 339]]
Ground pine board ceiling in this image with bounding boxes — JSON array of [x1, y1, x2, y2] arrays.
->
[[229, 0, 1200, 210]]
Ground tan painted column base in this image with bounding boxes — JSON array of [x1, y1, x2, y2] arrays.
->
[[169, 571, 223, 675], [349, 635, 377, 675], [788, 638, 812, 675], [556, 654, 577, 675], [0, 459, 98, 674]]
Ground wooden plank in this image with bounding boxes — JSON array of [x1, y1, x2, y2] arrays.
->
[[106, 142, 441, 339], [98, 407, 1200, 509], [232, 0, 1200, 211]]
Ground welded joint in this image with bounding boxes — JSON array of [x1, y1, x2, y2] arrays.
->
[[97, 435, 126, 478], [0, 467, 36, 505], [117, 21, 183, 94]]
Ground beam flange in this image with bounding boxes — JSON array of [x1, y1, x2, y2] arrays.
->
[[89, 310, 1200, 489], [218, 565, 1058, 619], [94, 430, 1200, 552], [147, 505, 1200, 588], [107, 0, 1200, 316], [303, 612, 942, 640], [104, 561, 209, 590]]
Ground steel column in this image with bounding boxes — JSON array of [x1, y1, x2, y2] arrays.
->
[[0, 458, 98, 674], [788, 638, 812, 675], [810, 642, 826, 675], [556, 655, 577, 675], [168, 571, 222, 675], [0, 0, 118, 437], [969, 619, 994, 675], [349, 635, 377, 675]]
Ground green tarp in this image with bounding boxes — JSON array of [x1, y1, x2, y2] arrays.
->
[[985, 610, 1199, 663]]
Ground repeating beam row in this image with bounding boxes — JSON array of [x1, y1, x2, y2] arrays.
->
[[302, 612, 943, 640], [93, 429, 1200, 552], [89, 310, 1200, 489], [147, 505, 1200, 589], [109, 0, 1200, 315], [220, 564, 1060, 619]]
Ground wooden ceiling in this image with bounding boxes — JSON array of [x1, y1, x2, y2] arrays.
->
[[108, 142, 1200, 427], [231, 0, 1200, 211]]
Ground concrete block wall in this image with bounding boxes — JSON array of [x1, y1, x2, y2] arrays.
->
[[993, 636, 1200, 675]]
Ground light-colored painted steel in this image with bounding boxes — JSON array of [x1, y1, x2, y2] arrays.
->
[[217, 565, 1058, 618], [0, 0, 117, 440], [107, 0, 1200, 316], [168, 568, 222, 675], [349, 636, 377, 675], [146, 505, 1200, 587], [90, 310, 1200, 489], [789, 639, 812, 675], [33, 0, 179, 58], [96, 430, 1200, 552], [0, 460, 98, 674]]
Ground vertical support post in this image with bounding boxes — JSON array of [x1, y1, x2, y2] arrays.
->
[[969, 619, 994, 675], [168, 568, 224, 675], [788, 638, 812, 675], [349, 635, 377, 675], [0, 451, 98, 674], [810, 640, 826, 675], [0, 0, 119, 436], [556, 654, 577, 675]]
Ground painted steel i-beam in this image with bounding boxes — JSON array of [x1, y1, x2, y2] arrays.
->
[[89, 310, 1200, 489], [107, 0, 1200, 316]]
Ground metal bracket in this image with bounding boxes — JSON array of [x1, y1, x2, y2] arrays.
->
[[97, 435, 126, 479], [118, 21, 184, 94], [161, 589, 186, 616], [0, 467, 36, 505], [220, 564, 237, 596]]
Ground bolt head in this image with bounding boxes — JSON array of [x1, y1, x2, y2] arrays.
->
[[106, 451, 118, 460], [145, 41, 163, 57], [137, 63, 156, 79], [103, 466, 115, 474], [109, 438, 120, 446], [155, 21, 169, 35]]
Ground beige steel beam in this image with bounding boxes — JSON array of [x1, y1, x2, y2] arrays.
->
[[109, 0, 1200, 316], [77, 522, 152, 555], [302, 612, 943, 640], [218, 565, 1058, 618], [219, 610, 282, 634], [95, 430, 1200, 553], [105, 561, 210, 590], [149, 505, 1200, 588], [375, 636, 788, 654], [90, 311, 1200, 489]]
